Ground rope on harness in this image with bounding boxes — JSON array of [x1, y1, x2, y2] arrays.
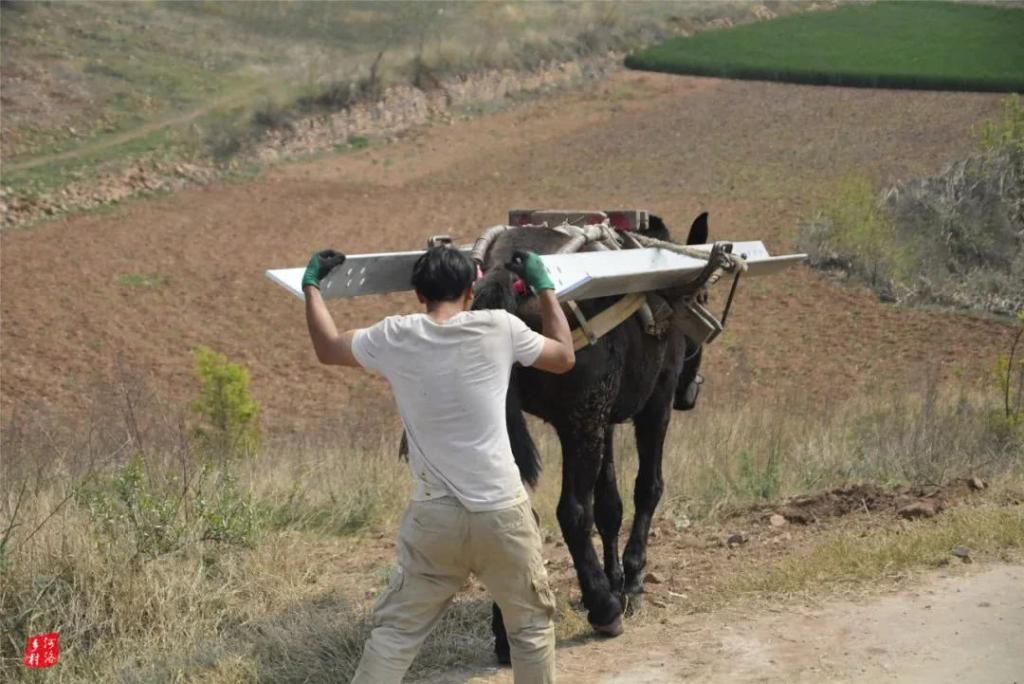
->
[[627, 232, 748, 289], [471, 216, 746, 349]]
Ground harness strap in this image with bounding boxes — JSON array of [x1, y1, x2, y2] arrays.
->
[[570, 293, 647, 351], [566, 300, 598, 346]]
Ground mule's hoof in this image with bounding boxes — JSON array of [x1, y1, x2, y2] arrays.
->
[[623, 593, 643, 616], [593, 616, 624, 638]]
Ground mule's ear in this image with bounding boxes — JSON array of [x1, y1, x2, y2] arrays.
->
[[686, 212, 709, 246]]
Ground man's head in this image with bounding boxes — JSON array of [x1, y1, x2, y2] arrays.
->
[[411, 246, 475, 310]]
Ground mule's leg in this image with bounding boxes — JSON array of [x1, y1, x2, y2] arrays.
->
[[623, 384, 673, 597], [593, 425, 624, 596], [555, 424, 624, 634], [492, 603, 510, 665]]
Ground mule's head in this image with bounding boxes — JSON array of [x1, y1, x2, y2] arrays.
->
[[639, 211, 707, 245], [471, 267, 518, 313]]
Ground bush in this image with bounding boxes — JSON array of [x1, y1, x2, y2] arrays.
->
[[78, 455, 264, 556], [798, 174, 911, 300], [990, 312, 1024, 444], [799, 96, 1024, 315], [191, 346, 260, 461]]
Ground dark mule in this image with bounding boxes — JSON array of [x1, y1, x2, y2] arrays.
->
[[472, 213, 708, 662]]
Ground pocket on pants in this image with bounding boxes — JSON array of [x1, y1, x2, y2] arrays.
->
[[372, 566, 405, 626], [489, 503, 527, 533], [530, 562, 557, 619]]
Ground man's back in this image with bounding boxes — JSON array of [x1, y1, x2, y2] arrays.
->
[[352, 309, 544, 511]]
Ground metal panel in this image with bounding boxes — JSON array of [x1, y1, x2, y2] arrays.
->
[[265, 241, 806, 302], [266, 249, 472, 300], [544, 242, 806, 301], [544, 248, 707, 300]]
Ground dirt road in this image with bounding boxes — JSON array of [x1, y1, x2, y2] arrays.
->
[[426, 564, 1024, 683]]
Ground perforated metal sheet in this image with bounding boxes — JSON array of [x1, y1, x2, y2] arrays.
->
[[266, 242, 806, 301]]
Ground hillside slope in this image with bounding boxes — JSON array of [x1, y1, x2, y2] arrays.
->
[[0, 72, 1015, 430]]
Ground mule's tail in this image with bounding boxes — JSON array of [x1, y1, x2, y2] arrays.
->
[[506, 374, 541, 488], [473, 270, 542, 488]]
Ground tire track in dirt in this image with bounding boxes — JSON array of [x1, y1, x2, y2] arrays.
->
[[0, 73, 1015, 429]]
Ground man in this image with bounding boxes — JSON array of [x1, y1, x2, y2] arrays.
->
[[301, 245, 575, 683]]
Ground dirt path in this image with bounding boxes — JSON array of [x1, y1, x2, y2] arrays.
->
[[425, 564, 1024, 683], [3, 79, 268, 173]]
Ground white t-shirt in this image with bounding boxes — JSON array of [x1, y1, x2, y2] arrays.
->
[[352, 309, 546, 512]]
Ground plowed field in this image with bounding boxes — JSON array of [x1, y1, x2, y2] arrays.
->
[[0, 73, 1015, 431]]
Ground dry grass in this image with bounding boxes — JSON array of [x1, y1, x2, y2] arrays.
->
[[731, 504, 1024, 597], [1, 0, 767, 189], [1, 370, 1021, 681]]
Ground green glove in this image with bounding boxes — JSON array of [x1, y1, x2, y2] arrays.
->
[[302, 249, 346, 290], [506, 250, 554, 292]]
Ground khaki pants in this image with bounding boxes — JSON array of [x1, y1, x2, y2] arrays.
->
[[351, 497, 556, 683]]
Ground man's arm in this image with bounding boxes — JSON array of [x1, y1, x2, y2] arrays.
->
[[532, 289, 575, 374], [507, 250, 575, 374], [301, 250, 362, 367], [304, 285, 361, 367]]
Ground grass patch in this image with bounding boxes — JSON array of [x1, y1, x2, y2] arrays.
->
[[626, 2, 1024, 93], [347, 135, 370, 150], [5, 125, 186, 196], [732, 505, 1024, 596], [117, 273, 170, 289], [2, 0, 779, 201], [2, 358, 1020, 681]]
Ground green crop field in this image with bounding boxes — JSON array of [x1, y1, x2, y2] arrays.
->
[[626, 2, 1024, 93]]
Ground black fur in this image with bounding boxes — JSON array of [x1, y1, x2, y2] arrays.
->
[[473, 214, 708, 659]]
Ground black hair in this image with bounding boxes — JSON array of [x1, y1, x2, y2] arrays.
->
[[411, 247, 475, 303]]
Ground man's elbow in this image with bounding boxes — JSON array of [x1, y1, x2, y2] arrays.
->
[[312, 343, 342, 366], [554, 348, 576, 374]]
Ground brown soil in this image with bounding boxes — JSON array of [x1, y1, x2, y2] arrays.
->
[[756, 477, 995, 525], [422, 564, 1024, 683], [334, 484, 1019, 683], [0, 72, 1017, 432]]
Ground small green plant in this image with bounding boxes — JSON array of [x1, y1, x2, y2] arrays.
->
[[79, 457, 264, 555], [79, 455, 187, 557], [735, 446, 781, 501], [194, 465, 264, 546], [117, 272, 169, 289], [798, 174, 911, 296], [977, 94, 1024, 154], [191, 346, 260, 461], [990, 311, 1024, 444]]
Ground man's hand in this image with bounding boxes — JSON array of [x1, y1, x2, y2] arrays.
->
[[506, 250, 554, 293], [301, 249, 361, 367], [302, 249, 347, 291], [506, 250, 574, 374]]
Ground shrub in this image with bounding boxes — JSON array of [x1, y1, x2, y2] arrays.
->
[[78, 455, 264, 556], [798, 174, 911, 300], [251, 98, 295, 133], [799, 96, 1024, 315], [990, 312, 1024, 444], [190, 346, 260, 461], [78, 455, 186, 557]]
